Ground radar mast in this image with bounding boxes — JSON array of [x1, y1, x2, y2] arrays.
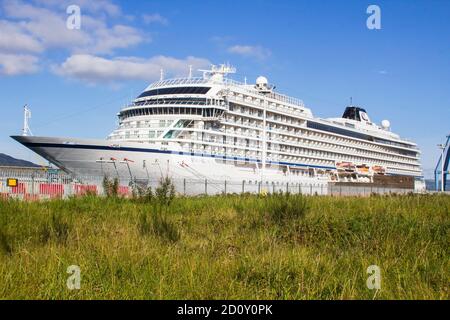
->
[[199, 64, 236, 82], [22, 105, 32, 136]]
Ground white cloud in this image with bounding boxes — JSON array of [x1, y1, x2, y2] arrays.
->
[[0, 0, 192, 81], [0, 20, 44, 53], [2, 0, 145, 54], [81, 22, 146, 54], [0, 53, 39, 75], [30, 0, 122, 17], [142, 13, 169, 26], [227, 45, 271, 60], [53, 54, 211, 83], [0, 0, 146, 75], [3, 1, 90, 50]]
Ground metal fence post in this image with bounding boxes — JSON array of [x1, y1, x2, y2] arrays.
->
[[31, 174, 35, 198], [286, 182, 289, 193], [224, 180, 227, 194], [183, 178, 186, 195], [205, 179, 207, 195], [242, 180, 245, 193]]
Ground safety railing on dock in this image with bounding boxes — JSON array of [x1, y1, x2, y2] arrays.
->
[[0, 167, 415, 201]]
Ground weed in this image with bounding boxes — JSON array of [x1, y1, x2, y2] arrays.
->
[[155, 176, 176, 206], [133, 183, 153, 203], [103, 176, 119, 197], [138, 211, 180, 242], [0, 229, 12, 256]]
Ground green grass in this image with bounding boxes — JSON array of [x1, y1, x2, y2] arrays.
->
[[0, 193, 448, 299]]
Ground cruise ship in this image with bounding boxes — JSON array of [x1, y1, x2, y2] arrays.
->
[[12, 64, 424, 191]]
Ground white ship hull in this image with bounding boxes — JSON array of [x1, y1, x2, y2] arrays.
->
[[12, 136, 328, 186]]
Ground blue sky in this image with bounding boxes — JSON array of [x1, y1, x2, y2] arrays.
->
[[0, 0, 449, 177]]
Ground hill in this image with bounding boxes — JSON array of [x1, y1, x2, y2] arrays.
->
[[0, 153, 39, 167]]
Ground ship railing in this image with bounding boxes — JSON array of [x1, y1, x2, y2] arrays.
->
[[123, 99, 208, 109], [220, 126, 420, 165], [223, 78, 306, 108], [149, 77, 209, 88], [126, 99, 227, 108], [226, 94, 306, 118], [148, 77, 306, 108]]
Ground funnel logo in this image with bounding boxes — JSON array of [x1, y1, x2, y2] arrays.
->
[[360, 111, 370, 122]]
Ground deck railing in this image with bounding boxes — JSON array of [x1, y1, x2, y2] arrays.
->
[[146, 77, 306, 108]]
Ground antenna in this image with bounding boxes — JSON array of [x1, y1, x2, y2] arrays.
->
[[188, 65, 193, 79], [22, 104, 33, 136], [350, 97, 353, 106], [160, 69, 164, 81]]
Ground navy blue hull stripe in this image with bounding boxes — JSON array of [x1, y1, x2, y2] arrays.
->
[[22, 142, 337, 170]]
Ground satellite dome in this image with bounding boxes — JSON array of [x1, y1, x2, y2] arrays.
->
[[256, 76, 268, 86], [381, 120, 390, 129]]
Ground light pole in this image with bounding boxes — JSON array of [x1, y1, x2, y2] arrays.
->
[[438, 144, 445, 192]]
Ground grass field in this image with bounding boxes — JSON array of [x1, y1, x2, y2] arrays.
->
[[0, 192, 448, 300]]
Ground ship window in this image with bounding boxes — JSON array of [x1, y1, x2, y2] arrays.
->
[[134, 97, 207, 106], [137, 86, 211, 98], [306, 121, 414, 151]]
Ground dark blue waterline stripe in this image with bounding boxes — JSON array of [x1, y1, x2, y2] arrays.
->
[[22, 142, 337, 170]]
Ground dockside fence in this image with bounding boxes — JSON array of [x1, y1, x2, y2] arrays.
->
[[0, 168, 413, 201]]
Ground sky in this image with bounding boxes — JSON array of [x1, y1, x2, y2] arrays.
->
[[0, 0, 449, 178]]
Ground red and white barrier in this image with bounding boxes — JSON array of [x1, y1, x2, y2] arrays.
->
[[74, 184, 98, 196], [0, 175, 132, 201]]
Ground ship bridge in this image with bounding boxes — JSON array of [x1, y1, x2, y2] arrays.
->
[[115, 64, 314, 130]]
